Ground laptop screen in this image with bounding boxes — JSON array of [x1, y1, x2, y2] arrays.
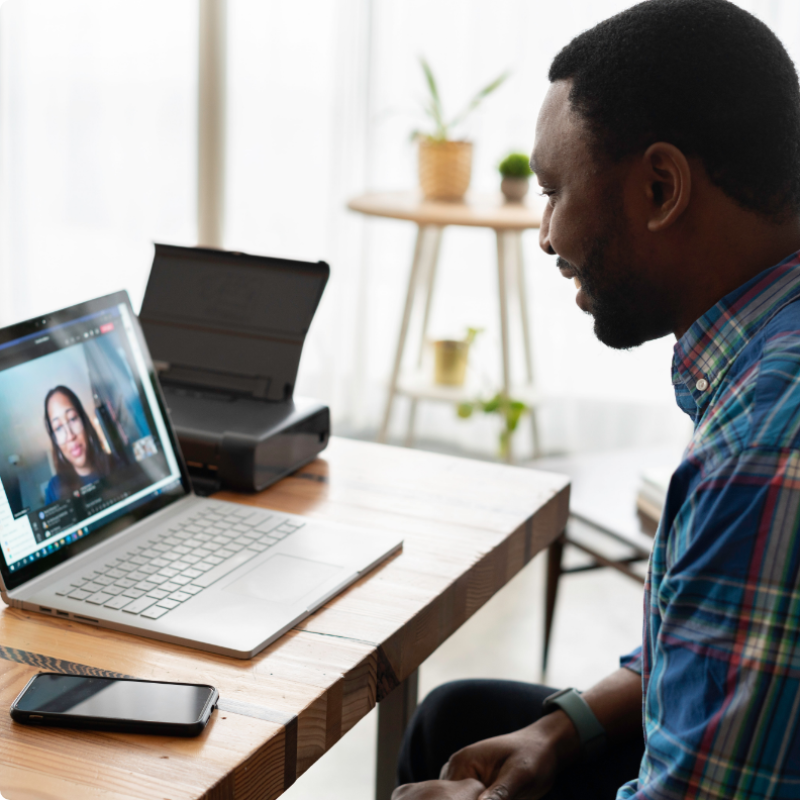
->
[[0, 292, 191, 592]]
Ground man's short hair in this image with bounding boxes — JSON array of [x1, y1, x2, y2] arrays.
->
[[549, 0, 800, 219]]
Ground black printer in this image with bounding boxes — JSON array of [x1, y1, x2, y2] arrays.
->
[[139, 244, 330, 494]]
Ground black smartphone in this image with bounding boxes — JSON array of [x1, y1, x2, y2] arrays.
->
[[10, 673, 219, 737]]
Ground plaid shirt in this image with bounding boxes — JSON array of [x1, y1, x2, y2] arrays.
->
[[618, 250, 800, 800]]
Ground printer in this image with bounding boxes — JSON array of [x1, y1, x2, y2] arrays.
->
[[139, 243, 330, 494]]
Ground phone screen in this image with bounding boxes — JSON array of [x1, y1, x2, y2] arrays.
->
[[14, 674, 215, 725]]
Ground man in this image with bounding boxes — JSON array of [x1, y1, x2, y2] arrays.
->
[[392, 1, 800, 798]]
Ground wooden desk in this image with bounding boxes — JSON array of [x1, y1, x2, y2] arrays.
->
[[0, 437, 568, 800], [348, 192, 544, 460]]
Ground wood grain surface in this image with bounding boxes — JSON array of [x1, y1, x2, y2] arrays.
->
[[0, 437, 569, 800]]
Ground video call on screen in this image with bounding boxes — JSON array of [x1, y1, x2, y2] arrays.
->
[[0, 305, 173, 570]]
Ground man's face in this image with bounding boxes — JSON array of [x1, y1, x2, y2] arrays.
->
[[533, 81, 674, 349]]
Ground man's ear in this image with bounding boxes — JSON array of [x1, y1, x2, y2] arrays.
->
[[642, 142, 691, 232]]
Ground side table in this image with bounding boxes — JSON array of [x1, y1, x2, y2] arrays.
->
[[348, 191, 543, 461]]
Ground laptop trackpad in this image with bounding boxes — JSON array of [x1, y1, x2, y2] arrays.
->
[[224, 554, 343, 604]]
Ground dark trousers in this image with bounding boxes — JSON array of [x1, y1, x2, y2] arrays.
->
[[397, 680, 645, 799]]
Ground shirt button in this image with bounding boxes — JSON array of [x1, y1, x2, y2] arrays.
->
[[696, 378, 709, 392]]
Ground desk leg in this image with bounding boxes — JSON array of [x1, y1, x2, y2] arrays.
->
[[543, 531, 566, 677], [379, 228, 429, 443], [375, 669, 419, 800]]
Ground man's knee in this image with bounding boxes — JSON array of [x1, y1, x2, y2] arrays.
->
[[410, 679, 501, 740], [398, 681, 491, 784]]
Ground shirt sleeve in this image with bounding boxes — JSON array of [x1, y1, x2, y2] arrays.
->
[[620, 645, 643, 675], [631, 447, 800, 800]]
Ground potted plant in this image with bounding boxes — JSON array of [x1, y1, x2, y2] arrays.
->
[[432, 327, 482, 386], [457, 393, 529, 458], [414, 58, 508, 202], [498, 152, 534, 202]]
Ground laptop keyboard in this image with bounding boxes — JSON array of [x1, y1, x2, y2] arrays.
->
[[55, 502, 304, 621]]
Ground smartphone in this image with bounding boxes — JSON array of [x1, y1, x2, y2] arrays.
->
[[10, 673, 218, 736]]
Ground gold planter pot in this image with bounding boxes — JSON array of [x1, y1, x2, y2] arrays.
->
[[433, 339, 470, 386], [418, 139, 473, 201]]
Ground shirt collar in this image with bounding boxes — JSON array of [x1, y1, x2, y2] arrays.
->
[[672, 250, 800, 422]]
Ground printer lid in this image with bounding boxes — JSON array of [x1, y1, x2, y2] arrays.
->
[[139, 244, 329, 402]]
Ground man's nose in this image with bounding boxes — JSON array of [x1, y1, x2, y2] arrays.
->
[[539, 204, 555, 255]]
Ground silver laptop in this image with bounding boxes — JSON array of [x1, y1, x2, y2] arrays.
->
[[0, 292, 402, 658]]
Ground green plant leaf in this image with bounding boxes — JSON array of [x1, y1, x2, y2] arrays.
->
[[464, 327, 484, 346], [420, 57, 446, 139], [420, 57, 441, 108], [481, 395, 502, 413], [455, 390, 528, 457], [456, 402, 474, 418], [447, 70, 510, 131], [505, 405, 524, 432]]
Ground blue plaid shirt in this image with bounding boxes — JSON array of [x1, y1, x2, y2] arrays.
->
[[618, 250, 800, 799]]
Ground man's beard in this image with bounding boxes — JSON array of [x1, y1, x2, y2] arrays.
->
[[565, 228, 671, 350]]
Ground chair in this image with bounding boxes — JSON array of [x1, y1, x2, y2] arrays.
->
[[529, 445, 682, 673]]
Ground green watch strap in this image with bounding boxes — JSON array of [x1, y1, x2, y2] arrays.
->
[[541, 688, 607, 757]]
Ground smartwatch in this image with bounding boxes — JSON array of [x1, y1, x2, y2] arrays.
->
[[541, 688, 607, 758]]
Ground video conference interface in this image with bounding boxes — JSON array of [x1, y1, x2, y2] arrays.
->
[[0, 303, 183, 574]]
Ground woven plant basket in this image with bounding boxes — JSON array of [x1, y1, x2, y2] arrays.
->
[[418, 139, 473, 201]]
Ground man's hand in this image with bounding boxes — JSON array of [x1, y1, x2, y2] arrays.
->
[[391, 778, 485, 800], [441, 668, 642, 800], [440, 711, 577, 800]]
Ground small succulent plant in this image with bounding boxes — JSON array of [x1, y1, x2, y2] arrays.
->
[[498, 152, 534, 179]]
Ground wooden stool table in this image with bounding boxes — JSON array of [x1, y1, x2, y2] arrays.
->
[[348, 191, 544, 460], [0, 437, 568, 800]]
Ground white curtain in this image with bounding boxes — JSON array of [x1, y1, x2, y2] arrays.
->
[[0, 0, 197, 320], [3, 0, 799, 458]]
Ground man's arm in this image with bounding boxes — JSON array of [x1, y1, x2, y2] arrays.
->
[[625, 447, 800, 799], [392, 666, 641, 800], [442, 667, 641, 800]]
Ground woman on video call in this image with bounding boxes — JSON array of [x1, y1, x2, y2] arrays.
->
[[43, 386, 115, 504]]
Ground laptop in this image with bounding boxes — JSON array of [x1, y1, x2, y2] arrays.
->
[[0, 292, 402, 658]]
